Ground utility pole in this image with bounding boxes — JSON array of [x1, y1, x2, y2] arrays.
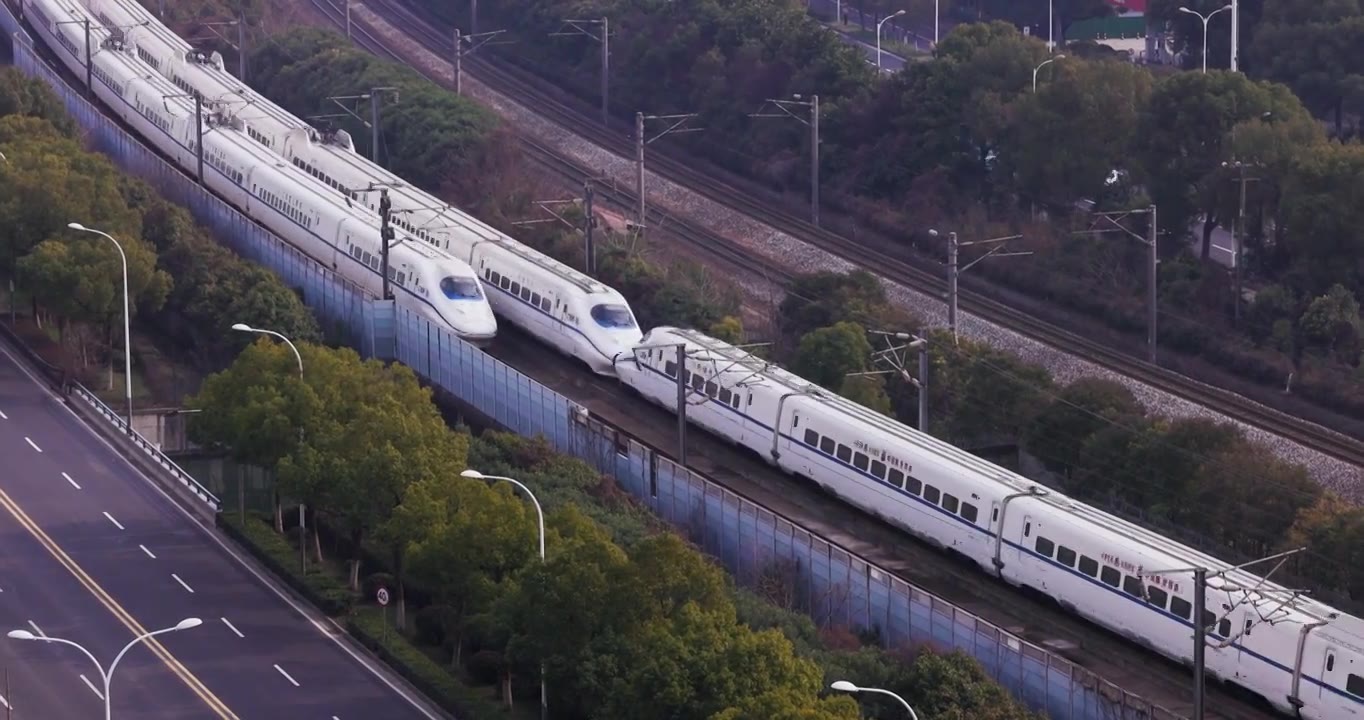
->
[[1235, 164, 1246, 322], [451, 28, 508, 97], [634, 111, 703, 234], [345, 0, 352, 40], [930, 229, 1028, 343], [164, 92, 206, 185], [552, 18, 610, 125], [239, 15, 246, 81], [379, 188, 394, 300], [326, 90, 398, 165], [583, 181, 597, 275], [84, 19, 92, 97], [1144, 547, 1307, 720], [470, 0, 478, 35], [856, 331, 930, 430], [750, 95, 821, 226], [1077, 206, 1160, 363], [676, 343, 687, 465]]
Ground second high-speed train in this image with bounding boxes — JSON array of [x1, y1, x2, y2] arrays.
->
[[27, 0, 497, 342], [84, 0, 643, 373]]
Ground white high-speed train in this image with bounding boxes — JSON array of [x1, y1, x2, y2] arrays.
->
[[26, 0, 498, 343], [83, 0, 643, 374], [618, 327, 1364, 720]]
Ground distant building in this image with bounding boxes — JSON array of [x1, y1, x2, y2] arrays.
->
[[1065, 0, 1175, 65]]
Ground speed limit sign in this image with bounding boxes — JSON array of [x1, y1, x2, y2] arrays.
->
[[376, 587, 390, 607]]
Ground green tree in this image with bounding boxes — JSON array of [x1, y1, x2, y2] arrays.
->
[[1247, 0, 1364, 132], [1024, 377, 1145, 478], [708, 316, 745, 344], [791, 322, 873, 390], [899, 649, 1041, 719], [1285, 494, 1364, 600], [1185, 443, 1322, 555], [931, 340, 1054, 442], [0, 67, 76, 135], [710, 689, 860, 720], [1279, 143, 1364, 296], [1297, 284, 1362, 362]]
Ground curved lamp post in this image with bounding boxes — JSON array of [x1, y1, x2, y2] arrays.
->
[[230, 323, 303, 379], [876, 10, 906, 71], [67, 223, 133, 433], [830, 680, 920, 719], [1033, 54, 1065, 92], [1178, 4, 1232, 73], [461, 469, 546, 719], [8, 618, 203, 719]]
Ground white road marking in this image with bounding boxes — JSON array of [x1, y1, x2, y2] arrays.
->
[[79, 674, 103, 699], [23, 436, 40, 452], [171, 573, 194, 593], [26, 620, 45, 638], [0, 692, 8, 708], [220, 617, 244, 638], [0, 408, 8, 419], [62, 471, 81, 489], [0, 342, 443, 718], [102, 512, 124, 531], [273, 664, 299, 687], [139, 544, 156, 559]]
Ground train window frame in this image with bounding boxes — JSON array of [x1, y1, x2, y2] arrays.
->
[[870, 459, 887, 480], [1055, 546, 1076, 567], [1170, 596, 1191, 620], [730, 394, 740, 409], [1146, 586, 1168, 609], [541, 297, 552, 312], [1100, 566, 1120, 588], [664, 360, 677, 378], [1217, 618, 1232, 637], [835, 444, 852, 463], [1035, 536, 1055, 557], [1078, 555, 1098, 577], [804, 429, 819, 446], [691, 373, 706, 392], [520, 287, 532, 301], [820, 437, 835, 455], [906, 475, 922, 495], [719, 388, 733, 405], [1123, 575, 1144, 597], [705, 380, 719, 398], [1346, 673, 1363, 698], [852, 452, 869, 472], [499, 276, 511, 290], [888, 468, 905, 488], [923, 484, 940, 504], [531, 292, 542, 307], [941, 493, 959, 514], [1201, 610, 1217, 633], [510, 281, 522, 296], [961, 503, 978, 523]]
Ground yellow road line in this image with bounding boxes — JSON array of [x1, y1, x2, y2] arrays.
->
[[0, 487, 236, 718]]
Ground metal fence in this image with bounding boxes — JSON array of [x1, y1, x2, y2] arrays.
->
[[1, 11, 1181, 718]]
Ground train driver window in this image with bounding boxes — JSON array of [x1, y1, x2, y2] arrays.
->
[[1078, 555, 1098, 577], [1100, 566, 1120, 588], [820, 437, 835, 455], [1347, 674, 1363, 698]]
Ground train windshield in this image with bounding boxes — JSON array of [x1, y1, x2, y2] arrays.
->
[[590, 304, 636, 329], [440, 276, 483, 300]]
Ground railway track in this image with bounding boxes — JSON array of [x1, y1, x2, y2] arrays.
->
[[331, 0, 1364, 472]]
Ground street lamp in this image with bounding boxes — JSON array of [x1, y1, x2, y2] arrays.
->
[[1033, 54, 1065, 92], [68, 223, 134, 434], [231, 323, 303, 379], [7, 618, 203, 720], [830, 680, 920, 719], [460, 469, 547, 720], [1178, 4, 1232, 73], [876, 10, 906, 71]]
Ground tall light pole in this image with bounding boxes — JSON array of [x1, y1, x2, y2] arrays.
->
[[7, 618, 203, 720], [876, 10, 905, 71], [67, 223, 133, 434], [1033, 54, 1064, 92], [830, 681, 920, 719], [459, 470, 546, 720], [1178, 5, 1232, 74], [231, 323, 303, 378], [934, 0, 939, 45], [1048, 0, 1054, 50], [1230, 0, 1239, 72], [232, 322, 303, 536]]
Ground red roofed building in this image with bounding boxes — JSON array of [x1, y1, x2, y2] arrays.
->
[[1106, 0, 1148, 12]]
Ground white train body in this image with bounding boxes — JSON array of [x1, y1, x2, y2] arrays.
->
[[78, 0, 643, 374], [618, 327, 1364, 720], [30, 0, 497, 342]]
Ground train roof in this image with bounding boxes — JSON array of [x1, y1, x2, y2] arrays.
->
[[641, 326, 1355, 636]]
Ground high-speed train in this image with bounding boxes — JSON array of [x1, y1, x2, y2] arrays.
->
[[82, 0, 643, 374], [26, 0, 498, 343], [618, 327, 1364, 720]]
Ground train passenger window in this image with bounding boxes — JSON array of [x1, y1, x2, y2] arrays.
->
[[853, 452, 869, 472], [1100, 566, 1120, 588], [520, 287, 532, 301], [500, 276, 510, 290], [804, 429, 819, 446], [705, 380, 718, 398], [1035, 536, 1054, 557], [664, 360, 677, 378], [961, 503, 978, 523], [1123, 575, 1143, 597], [362, 251, 374, 266], [1200, 611, 1217, 633], [923, 485, 940, 504], [941, 493, 958, 513], [1055, 546, 1076, 567], [396, 272, 406, 286], [1146, 586, 1168, 609], [888, 468, 904, 488], [719, 388, 733, 405], [835, 444, 852, 463], [1078, 555, 1098, 577], [1346, 674, 1363, 698], [531, 292, 541, 307], [870, 460, 886, 479], [510, 282, 521, 295], [1217, 618, 1232, 637], [541, 298, 552, 311], [906, 475, 921, 495], [691, 373, 706, 391], [820, 437, 835, 455], [1169, 596, 1191, 620]]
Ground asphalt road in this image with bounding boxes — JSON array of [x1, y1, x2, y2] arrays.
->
[[0, 341, 449, 719]]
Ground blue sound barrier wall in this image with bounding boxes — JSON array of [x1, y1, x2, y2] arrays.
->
[[1, 11, 1180, 718]]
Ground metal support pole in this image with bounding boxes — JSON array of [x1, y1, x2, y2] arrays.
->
[[471, 0, 478, 35], [379, 189, 393, 300], [810, 94, 820, 227], [237, 16, 246, 82], [238, 472, 245, 526], [600, 17, 609, 125], [947, 231, 959, 342], [453, 28, 463, 96], [1147, 204, 1158, 363], [1193, 566, 1207, 720], [1230, 0, 1239, 72], [917, 343, 929, 432], [584, 181, 596, 275], [194, 95, 204, 186], [84, 20, 92, 98], [676, 343, 687, 465], [299, 503, 307, 575], [370, 89, 381, 165], [345, 1, 352, 40], [1234, 165, 1246, 322], [635, 111, 645, 229]]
